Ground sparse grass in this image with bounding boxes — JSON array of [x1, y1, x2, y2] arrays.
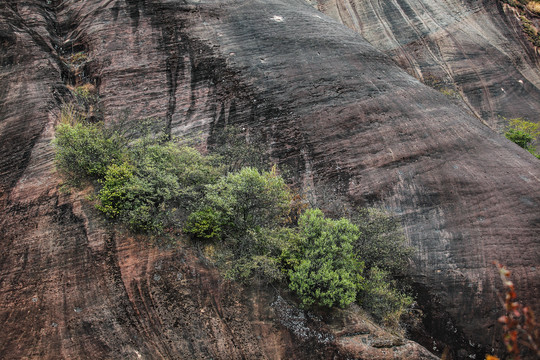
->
[[527, 1, 540, 14], [439, 88, 460, 99], [59, 102, 85, 125], [73, 83, 96, 100], [69, 52, 88, 65]]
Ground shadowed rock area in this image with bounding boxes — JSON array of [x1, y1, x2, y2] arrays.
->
[[0, 0, 539, 359]]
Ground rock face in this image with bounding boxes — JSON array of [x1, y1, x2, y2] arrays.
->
[[0, 0, 539, 359], [316, 0, 540, 129]]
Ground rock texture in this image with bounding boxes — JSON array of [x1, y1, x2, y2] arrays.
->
[[1, 0, 539, 359], [315, 0, 540, 129]]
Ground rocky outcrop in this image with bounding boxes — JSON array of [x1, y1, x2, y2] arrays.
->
[[1, 0, 539, 359]]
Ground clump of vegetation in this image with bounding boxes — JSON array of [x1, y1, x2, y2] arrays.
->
[[352, 208, 413, 276], [54, 104, 221, 234], [99, 140, 221, 233], [358, 267, 413, 326], [504, 117, 540, 158], [53, 104, 415, 326], [185, 166, 293, 281], [520, 16, 540, 47], [498, 0, 540, 47], [439, 88, 460, 99], [285, 209, 362, 309], [69, 51, 88, 65], [422, 74, 461, 100], [53, 121, 125, 180], [526, 0, 540, 15]]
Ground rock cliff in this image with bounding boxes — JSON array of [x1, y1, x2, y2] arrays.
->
[[1, 0, 539, 359], [316, 0, 540, 129]]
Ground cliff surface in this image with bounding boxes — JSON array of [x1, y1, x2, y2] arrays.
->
[[1, 0, 539, 359], [316, 0, 540, 128]]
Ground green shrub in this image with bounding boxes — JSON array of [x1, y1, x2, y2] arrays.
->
[[184, 208, 223, 240], [359, 267, 413, 327], [203, 167, 291, 236], [96, 162, 134, 218], [287, 209, 362, 309], [352, 208, 413, 276], [190, 167, 293, 282], [504, 118, 539, 157], [224, 227, 299, 283], [106, 140, 221, 234], [54, 114, 221, 234], [505, 128, 534, 149], [53, 122, 124, 180]]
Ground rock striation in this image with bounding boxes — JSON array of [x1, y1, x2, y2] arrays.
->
[[1, 0, 539, 359], [316, 0, 540, 129]]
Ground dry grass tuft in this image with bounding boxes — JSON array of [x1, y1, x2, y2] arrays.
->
[[527, 1, 540, 15]]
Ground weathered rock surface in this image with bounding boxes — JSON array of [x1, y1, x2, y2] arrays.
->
[[316, 0, 540, 129], [1, 0, 539, 359]]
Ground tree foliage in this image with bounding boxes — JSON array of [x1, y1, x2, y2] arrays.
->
[[358, 267, 413, 326], [287, 209, 362, 309], [185, 167, 293, 282], [203, 166, 291, 235], [352, 208, 412, 276], [53, 122, 125, 180], [54, 116, 221, 234]]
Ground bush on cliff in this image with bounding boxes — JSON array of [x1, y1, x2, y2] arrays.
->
[[53, 112, 414, 323], [53, 121, 125, 180], [504, 117, 540, 158], [185, 167, 293, 281], [114, 141, 221, 233], [352, 208, 412, 276], [54, 113, 221, 234], [286, 209, 362, 309], [358, 267, 413, 326]]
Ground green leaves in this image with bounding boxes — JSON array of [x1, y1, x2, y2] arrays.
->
[[358, 267, 413, 327], [203, 167, 292, 235], [96, 162, 134, 218], [504, 118, 540, 158], [53, 118, 414, 321], [352, 208, 412, 276], [287, 209, 362, 309], [185, 167, 293, 283], [53, 122, 125, 180], [54, 119, 221, 234], [184, 208, 222, 240]]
